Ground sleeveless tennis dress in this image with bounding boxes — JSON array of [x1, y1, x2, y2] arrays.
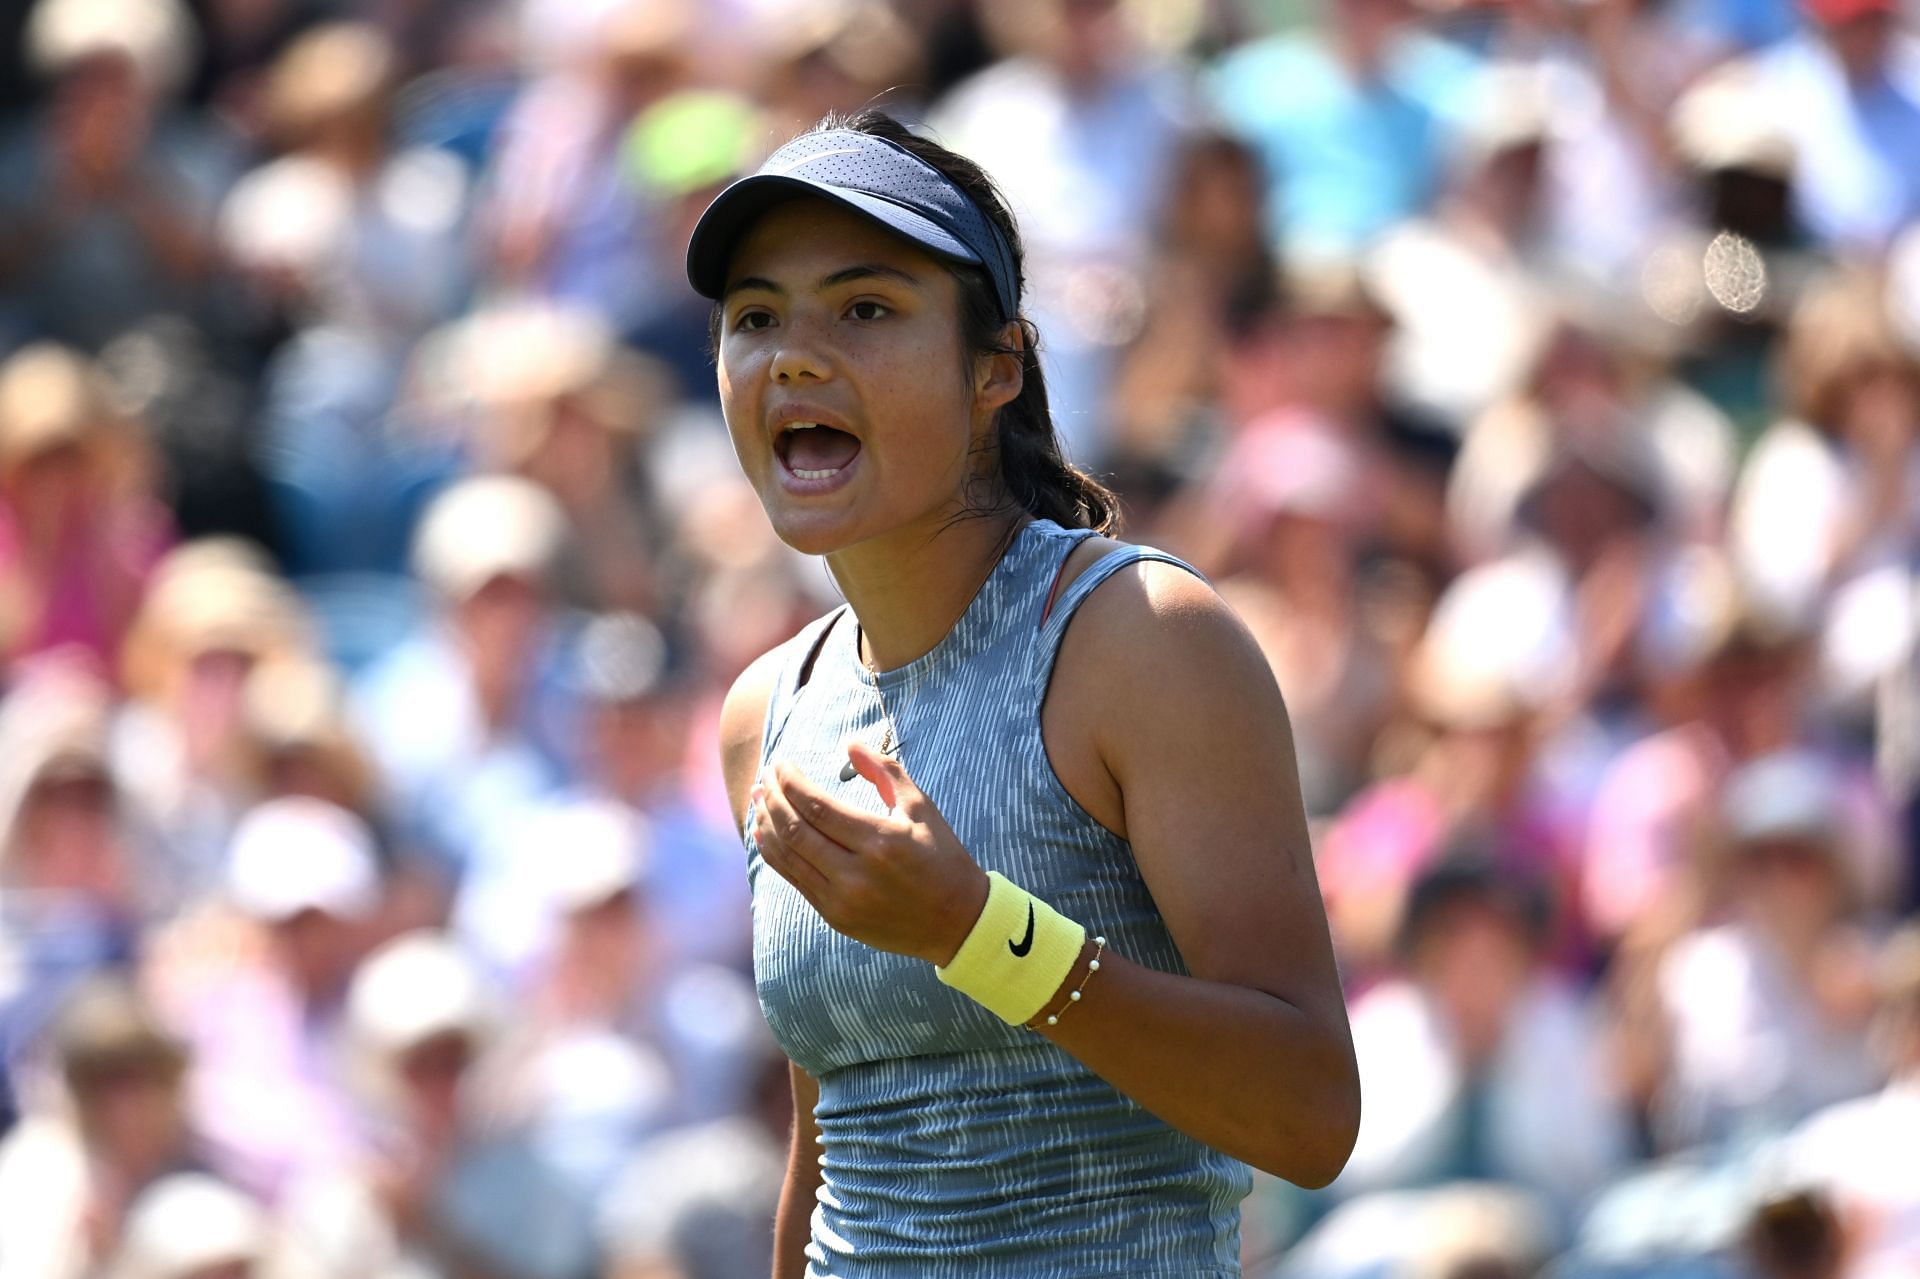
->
[[748, 518, 1250, 1278]]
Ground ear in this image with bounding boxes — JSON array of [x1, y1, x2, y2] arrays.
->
[[973, 322, 1024, 416]]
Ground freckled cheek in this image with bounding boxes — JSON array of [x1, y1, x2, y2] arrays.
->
[[716, 358, 768, 468]]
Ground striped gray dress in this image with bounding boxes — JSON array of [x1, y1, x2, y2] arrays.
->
[[748, 518, 1250, 1277]]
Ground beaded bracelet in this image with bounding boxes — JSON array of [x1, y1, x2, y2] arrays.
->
[[1033, 935, 1106, 1028]]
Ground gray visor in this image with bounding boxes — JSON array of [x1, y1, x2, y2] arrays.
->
[[685, 128, 1019, 321]]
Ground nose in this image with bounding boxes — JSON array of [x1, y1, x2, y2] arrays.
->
[[770, 314, 832, 384]]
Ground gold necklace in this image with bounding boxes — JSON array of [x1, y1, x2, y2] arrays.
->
[[836, 526, 1016, 784], [841, 631, 907, 782]]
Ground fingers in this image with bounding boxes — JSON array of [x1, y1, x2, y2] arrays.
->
[[750, 780, 834, 904], [844, 740, 899, 810], [844, 742, 930, 819], [774, 759, 909, 850]]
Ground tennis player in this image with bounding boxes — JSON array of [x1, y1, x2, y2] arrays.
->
[[692, 110, 1359, 1278]]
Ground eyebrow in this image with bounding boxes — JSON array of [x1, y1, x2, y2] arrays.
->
[[722, 263, 924, 301]]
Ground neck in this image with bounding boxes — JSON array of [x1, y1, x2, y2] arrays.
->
[[827, 507, 1028, 672]]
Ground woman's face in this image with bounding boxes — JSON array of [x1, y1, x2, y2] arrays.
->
[[717, 199, 1006, 557]]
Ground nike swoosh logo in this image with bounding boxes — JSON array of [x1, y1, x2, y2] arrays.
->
[[1008, 903, 1035, 958]]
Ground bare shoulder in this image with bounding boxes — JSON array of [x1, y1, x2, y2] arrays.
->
[[1044, 540, 1289, 839], [719, 645, 790, 837], [1060, 545, 1281, 715], [1056, 546, 1333, 1009]]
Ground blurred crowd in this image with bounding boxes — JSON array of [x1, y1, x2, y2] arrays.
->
[[0, 0, 1918, 1276]]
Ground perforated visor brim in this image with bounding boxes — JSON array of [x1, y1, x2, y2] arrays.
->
[[687, 174, 988, 302]]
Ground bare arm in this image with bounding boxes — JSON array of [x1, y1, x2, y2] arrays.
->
[[1031, 562, 1360, 1185], [753, 564, 1361, 1186], [718, 652, 824, 1277], [720, 649, 784, 837]]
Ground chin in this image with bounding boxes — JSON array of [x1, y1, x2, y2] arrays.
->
[[765, 504, 867, 558]]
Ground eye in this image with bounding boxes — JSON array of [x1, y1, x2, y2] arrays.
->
[[732, 308, 775, 333], [846, 300, 890, 321]]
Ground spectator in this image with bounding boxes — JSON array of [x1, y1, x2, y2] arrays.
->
[[1730, 269, 1920, 630], [0, 0, 226, 351], [0, 666, 150, 1129], [1364, 67, 1557, 428], [1659, 60, 1813, 439], [568, 612, 749, 973], [0, 343, 174, 675], [617, 88, 765, 403], [1449, 311, 1735, 562], [1104, 131, 1276, 504], [598, 1043, 790, 1279], [353, 475, 582, 880], [1771, 924, 1920, 1277], [166, 797, 383, 1202], [1340, 858, 1630, 1220], [932, 0, 1196, 456], [476, 803, 676, 1199], [0, 979, 212, 1279], [752, 0, 926, 139], [481, 0, 692, 330], [429, 303, 669, 614], [1211, 0, 1480, 262], [113, 539, 311, 893], [1583, 559, 1820, 953], [272, 930, 598, 1279], [237, 657, 378, 822], [1206, 423, 1400, 816], [1318, 552, 1589, 978], [1744, 0, 1920, 252], [1652, 751, 1885, 1151], [228, 21, 473, 582]]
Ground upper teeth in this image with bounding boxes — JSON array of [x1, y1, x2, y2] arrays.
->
[[789, 422, 823, 431]]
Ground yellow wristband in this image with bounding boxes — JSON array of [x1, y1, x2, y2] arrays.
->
[[936, 872, 1087, 1025]]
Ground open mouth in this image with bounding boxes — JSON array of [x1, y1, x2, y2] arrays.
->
[[775, 422, 862, 481]]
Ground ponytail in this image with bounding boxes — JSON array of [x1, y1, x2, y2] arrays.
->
[[825, 111, 1122, 536]]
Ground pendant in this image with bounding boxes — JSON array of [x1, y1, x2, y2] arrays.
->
[[839, 726, 898, 782]]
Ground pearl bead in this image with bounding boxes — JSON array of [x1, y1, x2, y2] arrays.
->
[[1045, 1015, 1059, 1026], [1088, 960, 1100, 972], [1069, 990, 1081, 1001]]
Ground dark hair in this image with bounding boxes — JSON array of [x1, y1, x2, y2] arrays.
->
[[709, 109, 1121, 536], [1394, 853, 1553, 963]]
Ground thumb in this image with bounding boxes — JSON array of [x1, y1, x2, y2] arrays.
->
[[845, 739, 910, 811]]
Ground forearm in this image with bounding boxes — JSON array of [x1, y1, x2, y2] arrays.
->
[[1031, 948, 1359, 1188], [772, 1160, 817, 1279], [773, 1067, 823, 1279]]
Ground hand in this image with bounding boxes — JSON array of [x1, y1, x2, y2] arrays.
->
[[751, 742, 989, 966]]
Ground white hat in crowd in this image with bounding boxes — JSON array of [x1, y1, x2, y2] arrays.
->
[[225, 796, 380, 923], [110, 1173, 266, 1279], [1722, 750, 1846, 849], [411, 475, 568, 603], [530, 801, 652, 916], [348, 930, 494, 1059], [1407, 551, 1577, 731], [26, 0, 196, 93]]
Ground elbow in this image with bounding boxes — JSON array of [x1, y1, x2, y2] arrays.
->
[[1284, 1134, 1356, 1191], [1285, 1094, 1361, 1191], [1256, 1064, 1361, 1190]]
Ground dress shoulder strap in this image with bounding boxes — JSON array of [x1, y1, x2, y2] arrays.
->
[[1029, 543, 1208, 692]]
